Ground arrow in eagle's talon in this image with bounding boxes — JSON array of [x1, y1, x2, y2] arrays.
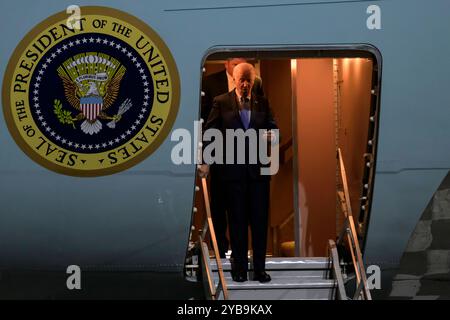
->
[[107, 99, 132, 129]]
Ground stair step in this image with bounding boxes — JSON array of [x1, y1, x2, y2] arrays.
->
[[216, 276, 336, 290], [215, 269, 328, 279], [219, 287, 336, 300], [215, 276, 336, 300], [211, 257, 329, 271]]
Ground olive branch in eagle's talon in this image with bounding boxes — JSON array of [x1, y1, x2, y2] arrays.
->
[[53, 99, 78, 129]]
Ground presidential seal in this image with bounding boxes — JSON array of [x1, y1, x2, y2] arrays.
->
[[2, 6, 180, 176]]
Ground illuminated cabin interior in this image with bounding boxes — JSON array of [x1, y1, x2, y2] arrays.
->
[[192, 51, 378, 260]]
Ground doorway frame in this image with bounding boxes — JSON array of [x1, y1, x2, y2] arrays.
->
[[200, 45, 382, 256]]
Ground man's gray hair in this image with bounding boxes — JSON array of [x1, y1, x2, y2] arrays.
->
[[233, 62, 256, 81]]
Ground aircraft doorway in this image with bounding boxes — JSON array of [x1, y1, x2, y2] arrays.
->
[[191, 48, 380, 262]]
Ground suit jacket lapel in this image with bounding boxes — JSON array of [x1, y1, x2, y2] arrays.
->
[[230, 90, 245, 129], [248, 93, 258, 129]]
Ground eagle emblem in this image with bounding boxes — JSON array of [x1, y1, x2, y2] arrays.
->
[[55, 53, 132, 135]]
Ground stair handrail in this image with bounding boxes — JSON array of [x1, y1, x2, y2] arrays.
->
[[279, 136, 293, 165], [328, 239, 347, 300], [271, 136, 294, 256], [336, 148, 372, 300], [271, 211, 294, 256], [198, 177, 229, 300]]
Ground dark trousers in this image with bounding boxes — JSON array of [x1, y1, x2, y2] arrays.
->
[[210, 168, 228, 258], [224, 178, 270, 273]]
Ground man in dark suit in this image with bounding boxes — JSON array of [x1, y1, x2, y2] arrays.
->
[[200, 63, 277, 283], [201, 58, 264, 259]]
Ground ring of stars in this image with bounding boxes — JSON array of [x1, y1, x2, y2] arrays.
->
[[30, 35, 152, 152]]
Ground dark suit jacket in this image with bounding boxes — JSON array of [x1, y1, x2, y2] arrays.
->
[[204, 90, 277, 182], [201, 69, 264, 122]]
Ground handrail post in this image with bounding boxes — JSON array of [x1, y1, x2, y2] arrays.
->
[[200, 239, 217, 299], [201, 177, 229, 300], [328, 240, 347, 300], [337, 148, 372, 300]]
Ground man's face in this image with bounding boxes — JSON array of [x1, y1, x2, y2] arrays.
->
[[225, 58, 246, 77], [234, 69, 254, 97]]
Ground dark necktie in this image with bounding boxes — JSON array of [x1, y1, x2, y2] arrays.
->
[[240, 97, 250, 129]]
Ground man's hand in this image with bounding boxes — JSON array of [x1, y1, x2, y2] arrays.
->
[[197, 164, 209, 178]]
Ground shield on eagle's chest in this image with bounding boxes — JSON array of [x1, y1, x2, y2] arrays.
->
[[80, 96, 103, 121]]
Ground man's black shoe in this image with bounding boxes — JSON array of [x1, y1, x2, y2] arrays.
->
[[253, 271, 271, 283], [231, 271, 248, 282]]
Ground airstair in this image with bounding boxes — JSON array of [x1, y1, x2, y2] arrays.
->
[[190, 149, 371, 300]]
